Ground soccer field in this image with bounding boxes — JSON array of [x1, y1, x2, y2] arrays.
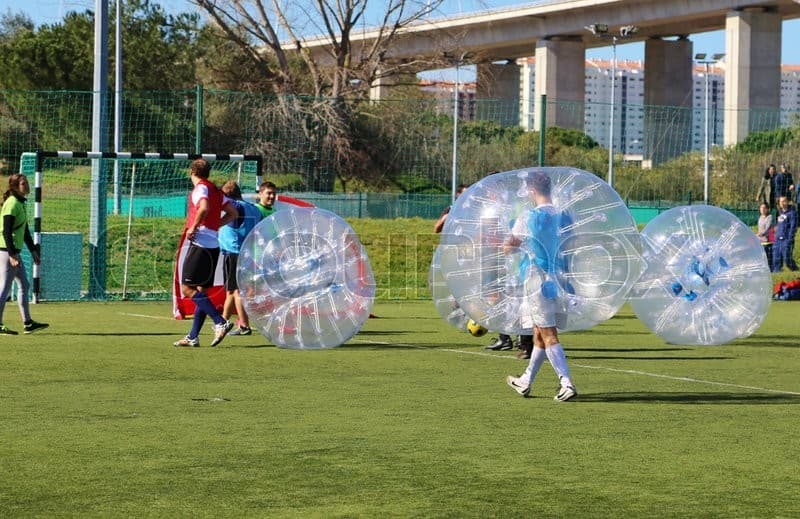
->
[[1, 300, 798, 517]]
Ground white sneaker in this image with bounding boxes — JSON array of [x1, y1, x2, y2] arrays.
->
[[506, 375, 531, 397], [210, 320, 234, 347], [173, 335, 199, 347], [554, 385, 577, 402]]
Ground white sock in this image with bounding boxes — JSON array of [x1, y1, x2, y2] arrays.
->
[[519, 347, 547, 386], [545, 343, 573, 387]]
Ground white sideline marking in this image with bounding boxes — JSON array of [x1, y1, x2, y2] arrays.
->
[[120, 312, 175, 321], [352, 339, 800, 397], [574, 364, 800, 396]]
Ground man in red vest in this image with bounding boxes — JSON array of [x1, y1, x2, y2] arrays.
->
[[173, 159, 238, 347]]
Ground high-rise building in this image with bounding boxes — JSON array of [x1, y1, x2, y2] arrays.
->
[[419, 59, 800, 156], [519, 57, 730, 155]]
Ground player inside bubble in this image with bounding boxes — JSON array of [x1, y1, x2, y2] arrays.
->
[[437, 167, 644, 335]]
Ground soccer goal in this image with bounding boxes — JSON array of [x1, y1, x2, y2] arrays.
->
[[19, 151, 263, 303]]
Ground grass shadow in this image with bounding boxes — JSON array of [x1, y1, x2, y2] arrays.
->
[[576, 392, 800, 404], [570, 355, 734, 361]]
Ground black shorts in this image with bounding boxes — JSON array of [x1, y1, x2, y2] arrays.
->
[[181, 243, 219, 288], [223, 253, 239, 291]]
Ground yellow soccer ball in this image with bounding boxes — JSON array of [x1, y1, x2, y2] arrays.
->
[[466, 318, 488, 337]]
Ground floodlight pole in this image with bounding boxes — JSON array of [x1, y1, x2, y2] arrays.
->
[[703, 61, 710, 204], [608, 35, 617, 189], [444, 52, 470, 203], [695, 53, 724, 204], [90, 0, 109, 299], [449, 51, 470, 203], [585, 24, 639, 189], [451, 60, 460, 204], [113, 0, 123, 214]]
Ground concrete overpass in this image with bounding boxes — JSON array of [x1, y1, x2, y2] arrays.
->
[[300, 0, 800, 156]]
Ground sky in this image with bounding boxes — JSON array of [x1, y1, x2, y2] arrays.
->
[[3, 0, 799, 80]]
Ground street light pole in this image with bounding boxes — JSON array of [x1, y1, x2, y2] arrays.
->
[[695, 53, 725, 204], [446, 51, 470, 203], [585, 24, 638, 189], [452, 60, 460, 204], [608, 35, 617, 188]]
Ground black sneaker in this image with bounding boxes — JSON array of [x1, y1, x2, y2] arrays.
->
[[23, 321, 49, 334], [498, 341, 514, 351], [485, 337, 513, 350], [0, 324, 19, 335]]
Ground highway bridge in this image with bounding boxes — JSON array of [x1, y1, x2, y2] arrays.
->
[[300, 0, 800, 157]]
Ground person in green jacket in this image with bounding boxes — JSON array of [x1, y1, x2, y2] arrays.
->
[[0, 174, 48, 335]]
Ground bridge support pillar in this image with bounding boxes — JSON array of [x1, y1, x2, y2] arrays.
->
[[476, 62, 520, 126], [724, 7, 781, 145], [533, 38, 585, 132], [643, 37, 694, 166], [369, 73, 396, 101]]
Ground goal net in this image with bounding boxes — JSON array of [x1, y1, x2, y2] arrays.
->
[[19, 151, 262, 306]]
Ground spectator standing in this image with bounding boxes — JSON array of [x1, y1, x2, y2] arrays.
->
[[173, 159, 238, 347], [0, 174, 49, 335], [219, 180, 264, 337], [756, 164, 776, 209], [772, 196, 798, 272], [773, 164, 795, 202], [756, 202, 774, 266]]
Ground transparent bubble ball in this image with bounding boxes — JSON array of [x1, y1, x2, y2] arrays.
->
[[237, 207, 375, 349], [629, 205, 771, 345], [438, 167, 644, 334], [430, 246, 469, 330]]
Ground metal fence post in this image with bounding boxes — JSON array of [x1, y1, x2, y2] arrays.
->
[[195, 83, 203, 154]]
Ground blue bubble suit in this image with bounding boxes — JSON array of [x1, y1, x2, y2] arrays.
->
[[438, 168, 644, 334], [430, 246, 469, 330], [629, 205, 771, 345], [237, 207, 375, 349]]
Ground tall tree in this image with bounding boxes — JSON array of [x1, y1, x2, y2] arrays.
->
[[0, 1, 204, 90], [0, 10, 34, 41], [193, 0, 444, 98], [192, 0, 446, 190]]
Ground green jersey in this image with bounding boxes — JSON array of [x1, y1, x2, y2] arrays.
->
[[256, 203, 275, 219], [0, 195, 27, 252]]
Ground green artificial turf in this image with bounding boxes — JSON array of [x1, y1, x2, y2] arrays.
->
[[1, 300, 798, 517]]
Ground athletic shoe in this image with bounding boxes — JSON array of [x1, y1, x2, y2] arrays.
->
[[173, 335, 199, 347], [210, 320, 235, 347], [506, 375, 531, 397], [23, 321, 49, 334], [228, 326, 252, 336], [0, 324, 19, 335], [485, 337, 503, 349], [486, 337, 514, 351], [554, 385, 578, 402]]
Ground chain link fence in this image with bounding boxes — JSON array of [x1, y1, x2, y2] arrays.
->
[[2, 87, 796, 299]]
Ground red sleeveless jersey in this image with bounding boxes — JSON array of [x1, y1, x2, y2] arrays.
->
[[186, 178, 224, 231]]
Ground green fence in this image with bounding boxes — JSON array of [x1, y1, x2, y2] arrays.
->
[[1, 88, 792, 300], [4, 87, 799, 205]]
